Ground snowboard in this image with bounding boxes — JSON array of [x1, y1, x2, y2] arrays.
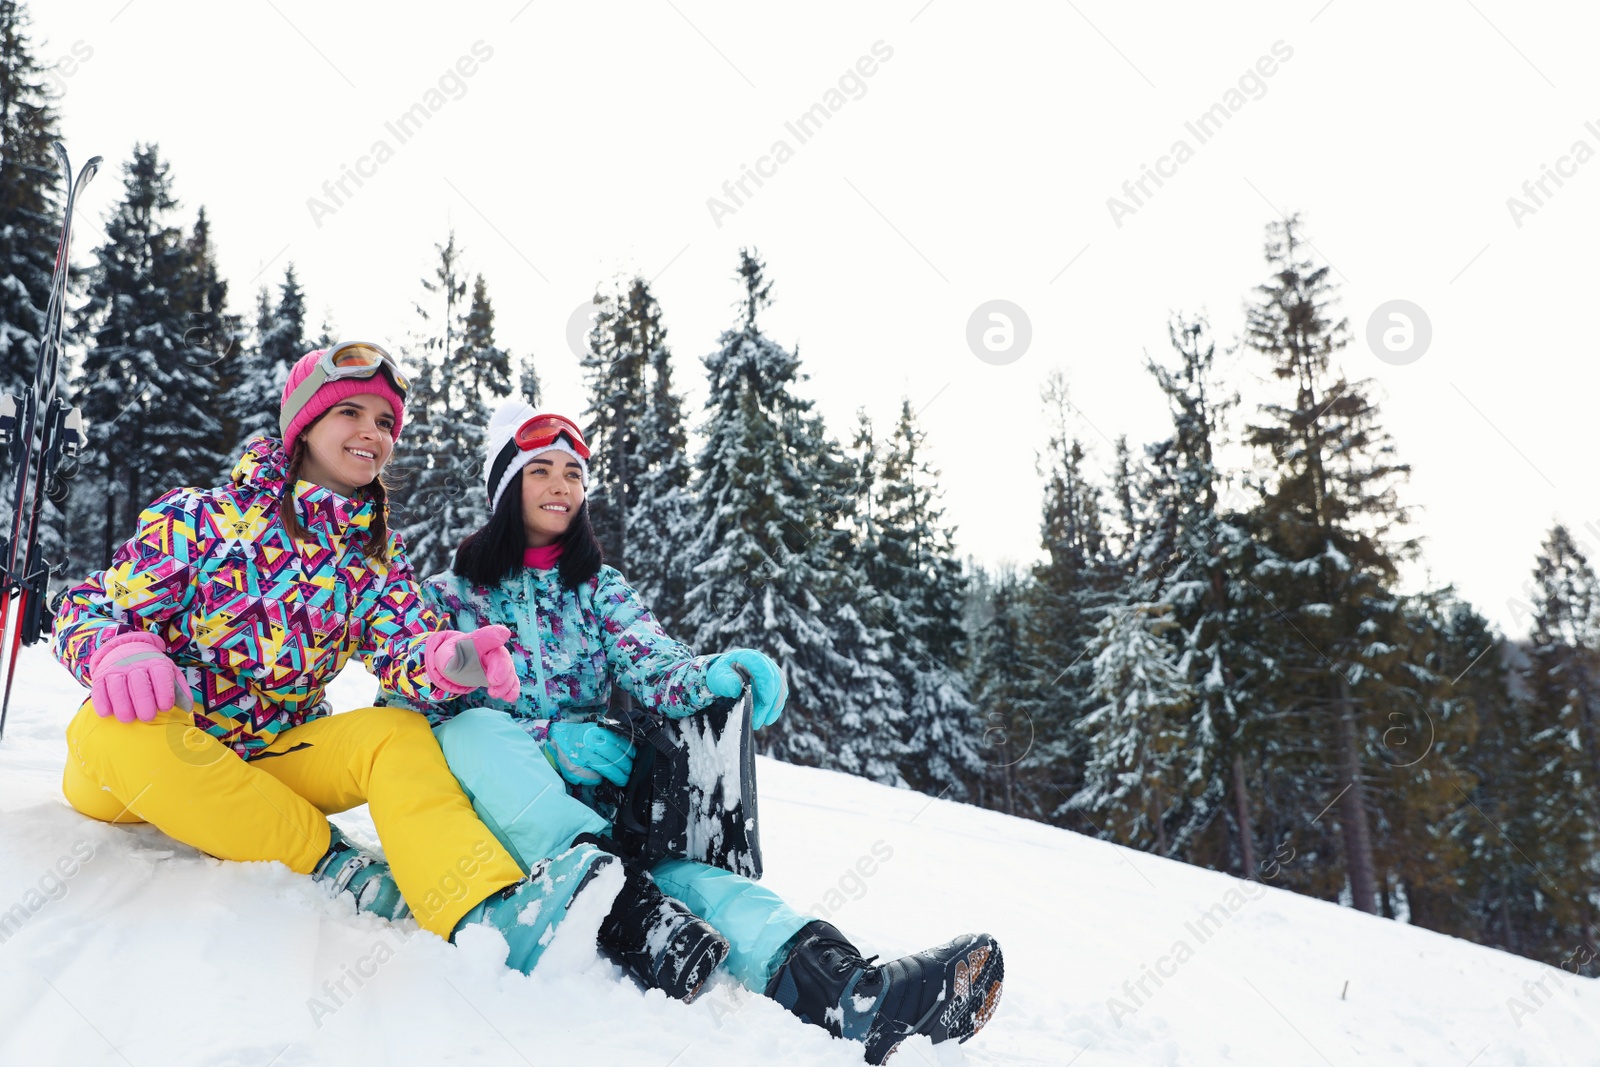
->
[[595, 685, 763, 880]]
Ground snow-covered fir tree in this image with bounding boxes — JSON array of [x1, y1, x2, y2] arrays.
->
[[1131, 315, 1267, 874], [0, 1, 70, 581], [518, 345, 542, 406], [1365, 589, 1481, 922], [803, 399, 909, 785], [1027, 371, 1121, 826], [863, 398, 982, 797], [681, 250, 903, 783], [258, 262, 307, 371], [965, 566, 1035, 816], [1240, 214, 1420, 914], [581, 277, 654, 570], [218, 280, 291, 462], [630, 287, 695, 630], [1448, 537, 1599, 967], [0, 0, 59, 400], [1425, 598, 1515, 939], [215, 264, 307, 468], [1070, 602, 1195, 853], [392, 234, 511, 578], [1520, 527, 1600, 939], [311, 311, 337, 352], [446, 272, 514, 533], [182, 207, 241, 473], [70, 145, 223, 569], [388, 233, 466, 573]]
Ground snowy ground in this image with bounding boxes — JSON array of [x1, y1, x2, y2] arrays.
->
[[0, 642, 1595, 1066]]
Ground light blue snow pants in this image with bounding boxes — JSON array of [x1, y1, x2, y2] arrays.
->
[[433, 707, 812, 991]]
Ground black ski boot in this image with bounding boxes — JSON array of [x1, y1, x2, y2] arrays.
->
[[578, 834, 729, 1002], [765, 921, 1003, 1064]]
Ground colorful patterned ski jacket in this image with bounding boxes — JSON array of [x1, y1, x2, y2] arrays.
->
[[381, 564, 717, 731], [53, 436, 454, 759]]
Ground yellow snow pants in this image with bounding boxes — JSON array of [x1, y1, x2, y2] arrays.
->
[[62, 699, 525, 939]]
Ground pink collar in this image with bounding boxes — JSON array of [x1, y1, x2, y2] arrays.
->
[[524, 542, 563, 570]]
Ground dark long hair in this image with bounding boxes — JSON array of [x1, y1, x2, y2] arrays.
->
[[452, 470, 603, 591], [278, 428, 393, 561]]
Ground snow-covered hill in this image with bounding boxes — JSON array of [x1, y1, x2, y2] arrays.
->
[[0, 641, 1594, 1066]]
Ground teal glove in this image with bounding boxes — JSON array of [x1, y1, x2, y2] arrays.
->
[[544, 721, 635, 787], [705, 649, 787, 730]]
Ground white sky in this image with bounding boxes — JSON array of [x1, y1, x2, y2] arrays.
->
[[29, 0, 1600, 637]]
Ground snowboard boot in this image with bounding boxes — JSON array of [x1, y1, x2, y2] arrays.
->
[[310, 823, 411, 921], [580, 834, 730, 1002], [765, 921, 1004, 1064], [451, 839, 624, 975]]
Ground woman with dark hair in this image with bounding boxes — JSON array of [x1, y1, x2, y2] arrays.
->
[[385, 400, 1004, 1064], [50, 345, 638, 976]]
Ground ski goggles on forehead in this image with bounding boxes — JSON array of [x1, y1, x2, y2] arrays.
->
[[487, 413, 589, 504], [319, 341, 410, 393], [513, 414, 589, 459], [280, 342, 410, 435]]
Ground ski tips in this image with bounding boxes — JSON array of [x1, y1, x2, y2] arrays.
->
[[48, 141, 102, 188]]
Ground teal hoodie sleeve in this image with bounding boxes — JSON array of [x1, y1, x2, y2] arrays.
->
[[593, 567, 717, 716]]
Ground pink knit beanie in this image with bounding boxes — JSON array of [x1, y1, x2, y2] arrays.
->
[[279, 349, 407, 453]]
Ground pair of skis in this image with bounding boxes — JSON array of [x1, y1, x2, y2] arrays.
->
[[0, 142, 100, 739]]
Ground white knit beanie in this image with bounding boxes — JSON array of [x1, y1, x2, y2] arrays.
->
[[485, 399, 590, 513]]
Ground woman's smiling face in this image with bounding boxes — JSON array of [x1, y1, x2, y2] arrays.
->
[[298, 394, 395, 496], [520, 449, 585, 547]]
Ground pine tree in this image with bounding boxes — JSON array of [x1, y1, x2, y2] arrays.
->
[[966, 566, 1035, 816], [518, 351, 542, 406], [1528, 525, 1600, 786], [215, 267, 305, 467], [866, 398, 982, 796], [259, 263, 307, 370], [1135, 314, 1267, 875], [443, 272, 513, 536], [1511, 526, 1600, 956], [70, 145, 223, 569], [1070, 601, 1195, 852], [237, 286, 288, 454], [0, 0, 60, 401], [182, 207, 241, 472], [1025, 371, 1120, 827], [1428, 598, 1510, 941], [1359, 590, 1481, 926], [682, 250, 903, 782], [804, 399, 909, 785], [630, 299, 695, 629], [580, 277, 652, 569], [1241, 214, 1418, 914], [1431, 537, 1600, 970], [391, 232, 494, 577], [0, 0, 68, 578], [311, 312, 337, 352], [1107, 435, 1142, 562]]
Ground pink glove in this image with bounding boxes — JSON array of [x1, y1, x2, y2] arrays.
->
[[88, 631, 195, 724], [423, 625, 518, 702]]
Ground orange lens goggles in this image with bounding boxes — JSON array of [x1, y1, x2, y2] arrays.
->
[[325, 341, 409, 394]]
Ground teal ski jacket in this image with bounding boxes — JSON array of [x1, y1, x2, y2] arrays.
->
[[381, 564, 717, 732]]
